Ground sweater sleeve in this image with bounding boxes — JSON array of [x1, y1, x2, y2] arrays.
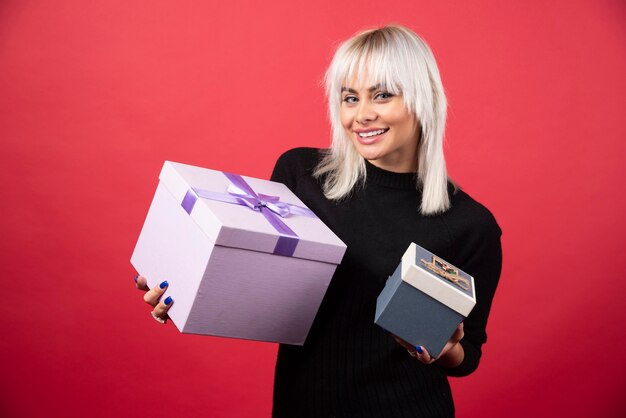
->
[[438, 198, 503, 377]]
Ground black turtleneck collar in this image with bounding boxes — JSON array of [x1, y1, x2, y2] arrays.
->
[[364, 159, 419, 190]]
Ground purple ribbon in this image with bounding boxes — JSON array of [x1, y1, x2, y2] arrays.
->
[[180, 172, 315, 257]]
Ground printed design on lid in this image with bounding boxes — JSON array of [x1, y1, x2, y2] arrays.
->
[[420, 256, 471, 291]]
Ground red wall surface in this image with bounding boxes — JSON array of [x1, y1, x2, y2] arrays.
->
[[1, 1, 625, 417]]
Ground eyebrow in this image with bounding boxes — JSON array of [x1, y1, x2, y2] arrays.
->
[[340, 83, 385, 94]]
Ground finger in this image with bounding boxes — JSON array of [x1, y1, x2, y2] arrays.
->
[[143, 280, 169, 307], [416, 346, 436, 364], [134, 275, 150, 291], [451, 323, 465, 343], [151, 295, 173, 323]]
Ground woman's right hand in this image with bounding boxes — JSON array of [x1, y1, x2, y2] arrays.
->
[[134, 275, 173, 324]]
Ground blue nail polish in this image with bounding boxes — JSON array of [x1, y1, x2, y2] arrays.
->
[[415, 346, 423, 354], [133, 275, 139, 283], [159, 280, 168, 289], [164, 296, 173, 305]]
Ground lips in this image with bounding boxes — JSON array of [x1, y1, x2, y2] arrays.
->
[[354, 128, 389, 145], [357, 128, 388, 138]]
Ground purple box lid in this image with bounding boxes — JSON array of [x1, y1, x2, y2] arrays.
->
[[158, 161, 346, 264]]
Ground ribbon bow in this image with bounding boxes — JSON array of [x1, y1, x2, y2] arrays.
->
[[227, 184, 291, 217], [180, 172, 315, 257]]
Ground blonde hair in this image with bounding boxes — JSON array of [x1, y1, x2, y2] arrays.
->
[[313, 25, 450, 215]]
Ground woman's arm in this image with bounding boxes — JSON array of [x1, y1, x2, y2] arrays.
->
[[438, 204, 503, 376]]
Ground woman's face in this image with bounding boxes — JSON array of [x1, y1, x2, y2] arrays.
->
[[340, 78, 420, 172]]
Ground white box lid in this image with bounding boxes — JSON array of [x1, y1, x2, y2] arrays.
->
[[400, 243, 476, 316]]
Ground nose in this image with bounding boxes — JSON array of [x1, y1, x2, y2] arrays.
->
[[356, 100, 377, 125]]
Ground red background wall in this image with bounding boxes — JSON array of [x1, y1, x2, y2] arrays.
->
[[1, 1, 625, 417]]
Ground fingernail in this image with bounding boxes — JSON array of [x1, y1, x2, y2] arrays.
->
[[159, 280, 168, 289], [415, 346, 423, 354], [133, 275, 139, 283], [164, 296, 173, 305]]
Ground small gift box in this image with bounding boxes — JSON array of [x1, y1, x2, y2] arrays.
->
[[131, 161, 346, 345], [375, 243, 476, 357]]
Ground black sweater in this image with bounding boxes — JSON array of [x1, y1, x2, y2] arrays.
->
[[270, 148, 502, 418]]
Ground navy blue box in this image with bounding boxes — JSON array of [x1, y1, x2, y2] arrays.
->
[[375, 243, 476, 357]]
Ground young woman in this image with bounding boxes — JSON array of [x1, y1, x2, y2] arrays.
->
[[138, 25, 502, 417]]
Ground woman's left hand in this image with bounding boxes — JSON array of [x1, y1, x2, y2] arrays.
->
[[391, 323, 464, 366]]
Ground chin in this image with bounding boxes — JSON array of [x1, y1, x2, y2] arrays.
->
[[353, 142, 385, 160], [354, 144, 386, 162]]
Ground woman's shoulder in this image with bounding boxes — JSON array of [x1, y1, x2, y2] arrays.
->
[[275, 147, 324, 170], [444, 184, 502, 240], [440, 185, 502, 273], [271, 147, 325, 190]]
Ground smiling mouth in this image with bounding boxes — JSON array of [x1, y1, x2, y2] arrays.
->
[[357, 128, 389, 138]]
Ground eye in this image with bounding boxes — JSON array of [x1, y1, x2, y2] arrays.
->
[[374, 91, 394, 100], [342, 95, 358, 104]]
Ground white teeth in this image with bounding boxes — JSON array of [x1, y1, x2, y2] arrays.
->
[[358, 129, 387, 138]]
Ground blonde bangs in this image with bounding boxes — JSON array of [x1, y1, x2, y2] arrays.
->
[[329, 32, 406, 106]]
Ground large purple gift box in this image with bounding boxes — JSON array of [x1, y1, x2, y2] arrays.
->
[[375, 243, 476, 357], [131, 161, 346, 345]]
